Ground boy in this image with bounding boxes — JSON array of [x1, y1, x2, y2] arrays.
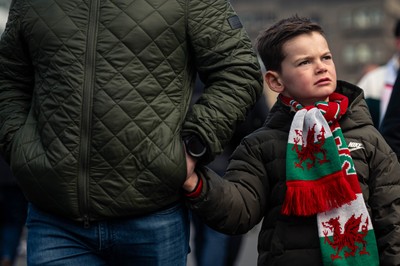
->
[[183, 16, 400, 265]]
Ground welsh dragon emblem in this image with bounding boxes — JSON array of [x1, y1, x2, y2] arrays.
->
[[322, 214, 370, 261], [292, 124, 329, 169]]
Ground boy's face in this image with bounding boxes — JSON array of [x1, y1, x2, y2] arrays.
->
[[267, 32, 337, 106]]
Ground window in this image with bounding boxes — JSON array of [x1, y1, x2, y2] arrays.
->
[[343, 43, 385, 64], [340, 7, 383, 30]]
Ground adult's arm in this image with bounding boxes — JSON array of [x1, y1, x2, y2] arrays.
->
[[183, 0, 263, 162], [0, 1, 34, 162]]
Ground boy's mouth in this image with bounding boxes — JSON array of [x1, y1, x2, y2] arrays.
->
[[314, 78, 331, 85]]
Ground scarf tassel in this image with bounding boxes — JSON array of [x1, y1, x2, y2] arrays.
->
[[281, 172, 357, 216]]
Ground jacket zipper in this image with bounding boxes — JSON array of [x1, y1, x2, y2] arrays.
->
[[79, 0, 100, 229]]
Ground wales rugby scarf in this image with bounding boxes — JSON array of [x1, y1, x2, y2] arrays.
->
[[280, 93, 379, 265]]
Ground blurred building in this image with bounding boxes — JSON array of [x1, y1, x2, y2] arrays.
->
[[231, 0, 400, 83], [0, 0, 10, 34]]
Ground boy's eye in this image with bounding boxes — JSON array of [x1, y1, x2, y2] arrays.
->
[[322, 55, 332, 60], [299, 60, 309, 66]]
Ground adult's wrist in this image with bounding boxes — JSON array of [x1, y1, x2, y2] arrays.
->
[[183, 134, 207, 159]]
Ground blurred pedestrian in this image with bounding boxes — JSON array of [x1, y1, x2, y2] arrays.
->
[[0, 0, 262, 265], [380, 69, 400, 161], [183, 16, 400, 266], [0, 155, 27, 266], [357, 19, 400, 128]]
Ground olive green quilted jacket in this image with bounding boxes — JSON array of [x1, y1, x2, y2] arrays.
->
[[0, 0, 262, 222]]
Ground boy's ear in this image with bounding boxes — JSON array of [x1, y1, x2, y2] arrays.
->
[[264, 71, 284, 93]]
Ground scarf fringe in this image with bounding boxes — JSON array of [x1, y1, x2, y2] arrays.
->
[[282, 172, 356, 216]]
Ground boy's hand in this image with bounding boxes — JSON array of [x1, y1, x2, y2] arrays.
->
[[183, 153, 199, 192]]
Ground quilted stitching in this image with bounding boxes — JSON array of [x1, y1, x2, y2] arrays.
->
[[11, 0, 189, 218], [1, 0, 262, 220]]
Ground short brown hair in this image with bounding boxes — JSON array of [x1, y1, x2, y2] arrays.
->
[[256, 15, 324, 72]]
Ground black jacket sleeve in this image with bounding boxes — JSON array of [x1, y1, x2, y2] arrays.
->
[[187, 137, 268, 235]]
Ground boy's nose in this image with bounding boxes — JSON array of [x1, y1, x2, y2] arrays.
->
[[316, 61, 328, 73]]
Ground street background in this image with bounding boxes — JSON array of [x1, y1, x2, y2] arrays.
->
[[2, 0, 400, 265]]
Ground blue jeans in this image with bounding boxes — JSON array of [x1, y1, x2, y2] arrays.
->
[[26, 203, 190, 266], [192, 213, 243, 266]]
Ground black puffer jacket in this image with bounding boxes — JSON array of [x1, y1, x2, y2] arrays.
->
[[0, 0, 262, 222], [188, 81, 400, 265]]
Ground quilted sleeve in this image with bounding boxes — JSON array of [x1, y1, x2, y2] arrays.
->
[[187, 137, 268, 234], [0, 1, 34, 162], [184, 0, 263, 160], [367, 135, 400, 265]]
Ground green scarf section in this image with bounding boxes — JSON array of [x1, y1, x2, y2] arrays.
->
[[280, 93, 379, 265]]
